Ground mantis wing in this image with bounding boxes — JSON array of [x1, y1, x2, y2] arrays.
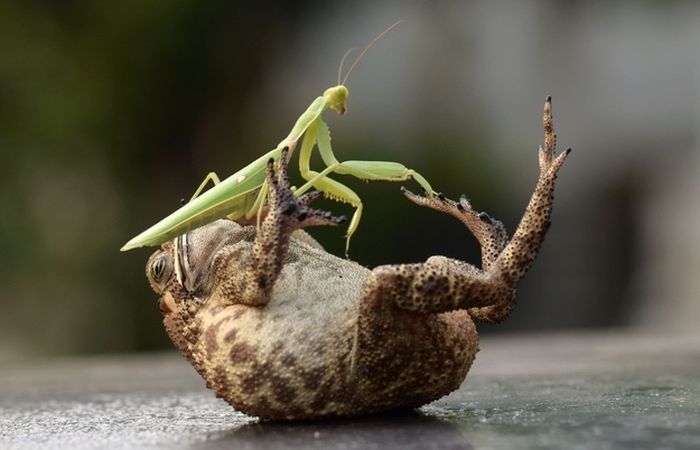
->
[[120, 150, 274, 251]]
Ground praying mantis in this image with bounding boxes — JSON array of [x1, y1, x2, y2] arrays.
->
[[121, 21, 435, 255]]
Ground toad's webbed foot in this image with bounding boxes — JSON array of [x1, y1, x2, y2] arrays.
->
[[215, 148, 345, 307]]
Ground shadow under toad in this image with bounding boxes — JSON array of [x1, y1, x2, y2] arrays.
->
[[197, 408, 473, 450]]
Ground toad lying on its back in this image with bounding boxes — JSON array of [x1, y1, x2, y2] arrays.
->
[[145, 97, 570, 420]]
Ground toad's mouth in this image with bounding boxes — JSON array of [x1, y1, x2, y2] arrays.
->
[[159, 292, 177, 315]]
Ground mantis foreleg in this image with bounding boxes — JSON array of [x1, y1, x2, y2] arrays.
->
[[303, 169, 363, 256], [294, 119, 434, 253]]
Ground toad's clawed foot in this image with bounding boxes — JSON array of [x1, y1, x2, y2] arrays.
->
[[401, 187, 508, 266], [267, 148, 346, 229], [400, 96, 571, 291], [539, 96, 571, 177]]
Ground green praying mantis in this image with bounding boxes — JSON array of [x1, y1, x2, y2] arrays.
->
[[121, 21, 435, 255]]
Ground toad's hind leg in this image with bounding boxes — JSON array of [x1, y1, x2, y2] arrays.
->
[[362, 191, 516, 316], [369, 96, 570, 320], [400, 189, 514, 322]]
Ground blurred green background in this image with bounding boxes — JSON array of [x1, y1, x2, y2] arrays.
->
[[2, 0, 700, 360]]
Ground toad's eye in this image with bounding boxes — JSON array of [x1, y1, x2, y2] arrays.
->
[[151, 254, 169, 282], [146, 252, 173, 294]]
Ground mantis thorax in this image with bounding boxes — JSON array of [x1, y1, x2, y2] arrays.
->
[[323, 85, 348, 115]]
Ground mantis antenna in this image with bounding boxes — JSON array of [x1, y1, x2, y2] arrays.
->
[[337, 47, 357, 86], [341, 19, 405, 85]]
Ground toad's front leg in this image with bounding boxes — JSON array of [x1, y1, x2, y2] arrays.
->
[[214, 147, 345, 307], [365, 96, 570, 318]]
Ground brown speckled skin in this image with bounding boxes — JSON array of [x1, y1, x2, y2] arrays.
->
[[145, 98, 570, 420]]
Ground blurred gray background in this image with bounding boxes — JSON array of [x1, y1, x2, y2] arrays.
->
[[2, 0, 699, 360]]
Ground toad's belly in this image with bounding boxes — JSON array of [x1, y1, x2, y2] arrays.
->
[[185, 299, 477, 420], [188, 299, 358, 420], [169, 241, 478, 420]]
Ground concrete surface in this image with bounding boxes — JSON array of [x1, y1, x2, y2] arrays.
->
[[2, 331, 699, 449]]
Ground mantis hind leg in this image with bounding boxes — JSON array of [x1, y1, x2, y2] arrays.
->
[[337, 160, 433, 194], [192, 171, 263, 224], [313, 120, 434, 195], [295, 160, 434, 197], [190, 172, 222, 201]]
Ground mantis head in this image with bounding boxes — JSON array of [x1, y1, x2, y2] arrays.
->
[[323, 85, 349, 115], [323, 20, 403, 117]]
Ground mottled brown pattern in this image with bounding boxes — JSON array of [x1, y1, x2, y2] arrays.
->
[[229, 342, 255, 364], [270, 376, 297, 403], [143, 98, 570, 420], [241, 374, 260, 392], [211, 366, 229, 391], [202, 326, 219, 358], [223, 327, 238, 343], [280, 353, 297, 367], [300, 366, 323, 391]]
